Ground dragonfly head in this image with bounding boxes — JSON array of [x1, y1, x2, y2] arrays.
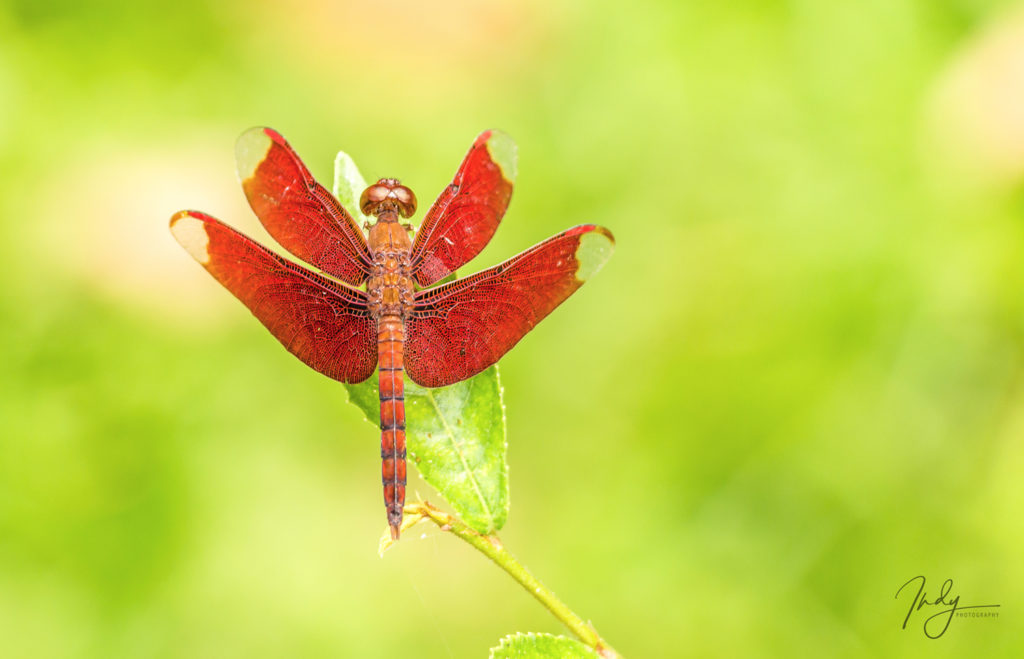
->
[[360, 178, 417, 219]]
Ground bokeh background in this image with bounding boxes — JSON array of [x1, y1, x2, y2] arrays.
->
[[1, 1, 1022, 656]]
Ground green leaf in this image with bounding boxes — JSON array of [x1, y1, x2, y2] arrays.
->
[[489, 633, 598, 659], [344, 367, 508, 533], [333, 151, 510, 534], [332, 150, 372, 223]]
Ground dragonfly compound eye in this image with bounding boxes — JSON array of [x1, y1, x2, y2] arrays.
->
[[360, 179, 417, 218], [360, 184, 391, 216], [391, 185, 417, 218]]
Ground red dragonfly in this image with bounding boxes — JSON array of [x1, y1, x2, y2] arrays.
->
[[170, 127, 614, 538]]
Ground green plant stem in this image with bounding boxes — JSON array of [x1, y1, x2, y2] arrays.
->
[[399, 501, 620, 658]]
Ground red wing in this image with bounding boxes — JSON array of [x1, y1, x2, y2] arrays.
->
[[405, 225, 615, 387], [236, 127, 372, 285], [170, 210, 377, 384], [409, 130, 516, 287]]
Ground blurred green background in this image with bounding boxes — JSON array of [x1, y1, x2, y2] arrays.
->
[[1, 0, 1022, 656]]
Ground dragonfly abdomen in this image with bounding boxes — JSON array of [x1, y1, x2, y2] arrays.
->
[[377, 315, 407, 539]]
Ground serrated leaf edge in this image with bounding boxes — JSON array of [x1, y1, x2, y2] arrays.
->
[[489, 631, 597, 659]]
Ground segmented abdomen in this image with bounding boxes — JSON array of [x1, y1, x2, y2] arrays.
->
[[378, 316, 407, 538]]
